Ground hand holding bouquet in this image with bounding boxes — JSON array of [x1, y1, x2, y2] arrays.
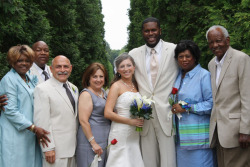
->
[[168, 87, 191, 120], [130, 96, 154, 131]]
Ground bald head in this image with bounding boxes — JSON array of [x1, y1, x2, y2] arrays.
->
[[32, 41, 49, 69], [50, 55, 72, 83]]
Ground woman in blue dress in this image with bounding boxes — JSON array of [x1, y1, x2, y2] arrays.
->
[[76, 63, 111, 167], [171, 40, 216, 167], [0, 45, 50, 167]]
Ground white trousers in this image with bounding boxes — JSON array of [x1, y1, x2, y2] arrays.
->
[[141, 113, 176, 167]]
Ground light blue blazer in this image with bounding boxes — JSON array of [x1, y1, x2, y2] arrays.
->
[[0, 68, 41, 167]]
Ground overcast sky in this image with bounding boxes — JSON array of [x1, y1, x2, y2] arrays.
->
[[101, 0, 130, 50]]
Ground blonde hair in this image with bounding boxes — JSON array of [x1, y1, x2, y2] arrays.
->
[[7, 45, 35, 67]]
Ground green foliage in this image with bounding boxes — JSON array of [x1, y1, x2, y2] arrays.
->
[[127, 0, 250, 69], [0, 0, 109, 89]]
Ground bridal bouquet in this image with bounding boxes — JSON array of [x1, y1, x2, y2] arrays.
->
[[130, 96, 154, 131]]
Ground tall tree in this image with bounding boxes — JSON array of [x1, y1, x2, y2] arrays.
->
[[127, 0, 250, 68], [0, 0, 109, 88], [0, 0, 51, 78]]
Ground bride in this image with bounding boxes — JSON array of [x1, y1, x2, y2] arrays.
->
[[104, 53, 145, 167]]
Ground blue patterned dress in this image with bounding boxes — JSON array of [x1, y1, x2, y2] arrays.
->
[[174, 64, 217, 167]]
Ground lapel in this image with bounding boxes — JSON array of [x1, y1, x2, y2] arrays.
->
[[210, 59, 217, 96], [216, 47, 232, 96], [154, 42, 168, 88], [51, 77, 75, 114], [140, 45, 153, 92], [13, 69, 34, 105], [30, 64, 43, 83], [68, 82, 78, 117]]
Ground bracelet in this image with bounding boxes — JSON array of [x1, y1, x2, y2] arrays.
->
[[34, 126, 38, 134], [30, 124, 35, 132], [88, 136, 94, 142]]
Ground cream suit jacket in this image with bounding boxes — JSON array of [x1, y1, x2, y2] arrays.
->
[[30, 64, 52, 84], [129, 40, 178, 136], [208, 47, 250, 148], [33, 77, 79, 159]]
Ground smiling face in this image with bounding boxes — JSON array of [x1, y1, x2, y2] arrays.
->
[[89, 69, 105, 90], [142, 22, 161, 48], [177, 50, 196, 73], [33, 41, 49, 68], [117, 58, 135, 80], [207, 29, 230, 61], [50, 56, 72, 83], [13, 54, 32, 79]]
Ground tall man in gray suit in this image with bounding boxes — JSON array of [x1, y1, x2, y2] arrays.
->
[[34, 55, 79, 167], [30, 41, 52, 83], [207, 25, 250, 167], [129, 17, 178, 167]]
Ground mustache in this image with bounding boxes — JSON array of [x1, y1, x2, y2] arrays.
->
[[57, 71, 69, 75]]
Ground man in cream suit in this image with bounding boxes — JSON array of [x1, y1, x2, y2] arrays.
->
[[34, 55, 79, 167], [30, 41, 52, 83], [207, 25, 250, 167], [129, 17, 178, 167]]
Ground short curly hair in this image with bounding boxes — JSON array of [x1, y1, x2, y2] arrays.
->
[[174, 40, 200, 65], [7, 45, 35, 67]]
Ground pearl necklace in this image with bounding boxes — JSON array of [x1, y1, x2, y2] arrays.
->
[[122, 80, 135, 92]]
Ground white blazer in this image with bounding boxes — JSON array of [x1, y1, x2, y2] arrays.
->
[[129, 40, 178, 136], [29, 63, 52, 84], [33, 77, 79, 159]]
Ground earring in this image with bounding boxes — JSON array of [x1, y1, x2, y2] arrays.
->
[[118, 73, 121, 77]]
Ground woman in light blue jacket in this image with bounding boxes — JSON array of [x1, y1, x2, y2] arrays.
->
[[172, 40, 216, 167], [0, 45, 50, 167]]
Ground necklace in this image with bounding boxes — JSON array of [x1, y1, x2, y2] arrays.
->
[[97, 90, 103, 98], [89, 87, 103, 98], [122, 79, 135, 92]]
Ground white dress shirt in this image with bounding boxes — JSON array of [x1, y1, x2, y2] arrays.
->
[[33, 63, 51, 81], [215, 50, 228, 88]]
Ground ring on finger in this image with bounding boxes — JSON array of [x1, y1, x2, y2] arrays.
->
[[40, 139, 43, 142]]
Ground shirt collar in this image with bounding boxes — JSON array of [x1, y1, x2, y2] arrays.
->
[[33, 63, 49, 74], [183, 64, 201, 79], [146, 39, 162, 54], [52, 76, 69, 87], [215, 50, 228, 65]]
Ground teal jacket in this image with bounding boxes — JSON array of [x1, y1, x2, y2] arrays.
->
[[0, 68, 41, 167]]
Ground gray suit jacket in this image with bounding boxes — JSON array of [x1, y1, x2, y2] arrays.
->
[[29, 63, 52, 84], [129, 40, 178, 136], [208, 46, 250, 148], [33, 77, 79, 159]]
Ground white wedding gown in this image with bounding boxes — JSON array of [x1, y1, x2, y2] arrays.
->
[[106, 92, 144, 167]]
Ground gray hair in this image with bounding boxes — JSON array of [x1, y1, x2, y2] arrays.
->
[[206, 25, 229, 41]]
